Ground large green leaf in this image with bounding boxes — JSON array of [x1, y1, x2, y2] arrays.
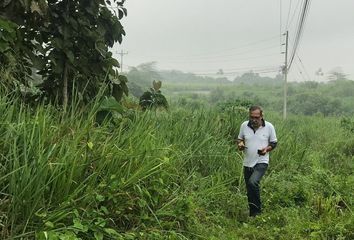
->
[[98, 96, 124, 113], [0, 17, 17, 32], [95, 40, 107, 56], [64, 50, 75, 63], [112, 83, 124, 102], [0, 41, 10, 52], [96, 96, 125, 124], [118, 74, 128, 83], [118, 75, 129, 96], [121, 81, 129, 96], [103, 57, 119, 68]]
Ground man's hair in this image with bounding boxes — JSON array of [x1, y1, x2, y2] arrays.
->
[[249, 105, 263, 115]]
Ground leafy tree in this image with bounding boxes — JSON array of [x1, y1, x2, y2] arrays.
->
[[328, 67, 347, 81], [0, 16, 33, 92], [233, 71, 282, 85], [159, 69, 230, 85], [126, 62, 162, 97], [0, 0, 128, 107], [288, 93, 343, 116], [1, 0, 51, 92]]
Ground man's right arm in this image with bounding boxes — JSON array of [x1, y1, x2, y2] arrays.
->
[[236, 139, 246, 151], [236, 123, 245, 151]]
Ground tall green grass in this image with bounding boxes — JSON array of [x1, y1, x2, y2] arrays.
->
[[0, 95, 353, 239]]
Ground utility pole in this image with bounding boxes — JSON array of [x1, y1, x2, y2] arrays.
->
[[282, 31, 289, 120], [117, 50, 128, 72]]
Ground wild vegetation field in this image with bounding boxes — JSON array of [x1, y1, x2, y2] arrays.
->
[[0, 94, 353, 239], [2, 2, 353, 239], [127, 63, 354, 117], [164, 78, 354, 118]]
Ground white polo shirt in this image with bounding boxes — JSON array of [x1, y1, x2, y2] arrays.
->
[[237, 120, 277, 167]]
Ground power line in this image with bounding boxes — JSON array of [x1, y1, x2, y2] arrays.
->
[[285, 0, 293, 30], [287, 0, 311, 71], [282, 31, 289, 120], [295, 61, 308, 81], [194, 65, 279, 73], [160, 49, 281, 64], [296, 53, 311, 81], [287, 0, 304, 49], [192, 65, 280, 75], [138, 35, 281, 60], [180, 36, 281, 58], [287, 0, 303, 30], [194, 68, 280, 77]]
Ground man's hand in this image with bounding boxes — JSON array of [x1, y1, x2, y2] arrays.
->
[[259, 146, 272, 155], [237, 140, 246, 151]]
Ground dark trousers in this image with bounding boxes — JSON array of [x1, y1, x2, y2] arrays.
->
[[243, 163, 268, 216]]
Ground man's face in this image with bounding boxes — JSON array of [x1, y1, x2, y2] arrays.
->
[[249, 109, 263, 128]]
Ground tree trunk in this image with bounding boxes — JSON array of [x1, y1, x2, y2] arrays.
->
[[62, 60, 68, 111], [62, 1, 70, 111]]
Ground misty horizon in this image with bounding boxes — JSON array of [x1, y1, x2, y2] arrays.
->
[[113, 0, 354, 82]]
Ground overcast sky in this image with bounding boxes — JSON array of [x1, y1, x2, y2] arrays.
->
[[113, 0, 354, 81]]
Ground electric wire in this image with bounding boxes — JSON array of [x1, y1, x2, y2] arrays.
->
[[159, 46, 281, 63], [287, 0, 311, 71], [296, 53, 311, 81], [295, 61, 308, 81], [194, 68, 280, 77], [285, 0, 293, 30], [192, 65, 280, 76], [140, 35, 282, 60], [287, 0, 303, 31]]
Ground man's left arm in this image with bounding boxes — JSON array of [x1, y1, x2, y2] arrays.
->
[[265, 141, 277, 152], [261, 124, 277, 154]]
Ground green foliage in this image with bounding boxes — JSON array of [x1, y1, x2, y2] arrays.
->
[[341, 117, 354, 132], [95, 96, 125, 125], [177, 97, 204, 111], [159, 69, 230, 85], [0, 17, 17, 53], [209, 87, 225, 103], [288, 92, 344, 116], [36, 0, 127, 104], [0, 0, 127, 105], [0, 95, 353, 239], [167, 75, 354, 116], [217, 99, 253, 111], [0, 17, 33, 92], [139, 81, 168, 111], [126, 62, 162, 97], [233, 71, 283, 85], [112, 75, 129, 102]]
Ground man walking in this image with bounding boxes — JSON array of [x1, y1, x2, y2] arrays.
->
[[237, 106, 277, 217]]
